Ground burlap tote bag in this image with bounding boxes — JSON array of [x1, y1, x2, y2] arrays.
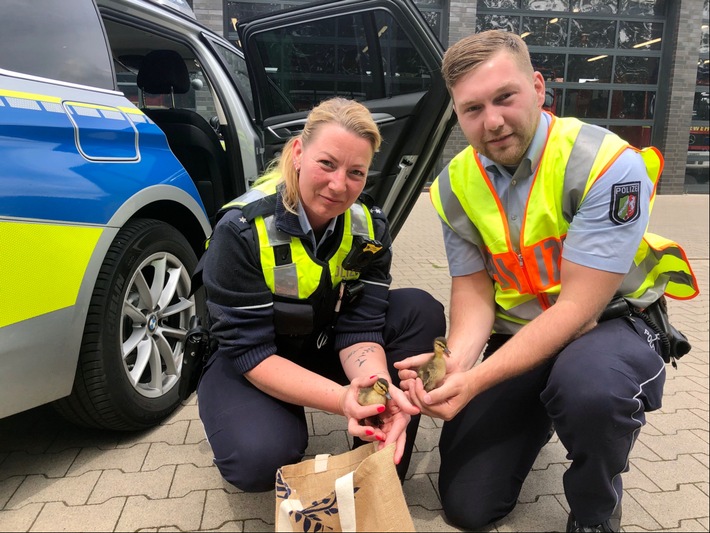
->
[[275, 442, 415, 532]]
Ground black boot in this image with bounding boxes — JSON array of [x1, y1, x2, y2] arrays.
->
[[566, 503, 621, 532]]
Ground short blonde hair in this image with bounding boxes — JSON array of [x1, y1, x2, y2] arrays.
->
[[442, 30, 533, 91], [259, 98, 381, 213]]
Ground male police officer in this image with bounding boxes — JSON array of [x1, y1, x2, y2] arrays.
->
[[396, 30, 697, 532]]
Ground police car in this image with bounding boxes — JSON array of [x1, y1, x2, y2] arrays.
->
[[0, 0, 453, 429]]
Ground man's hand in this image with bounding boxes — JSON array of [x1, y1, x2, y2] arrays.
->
[[394, 352, 433, 391], [395, 351, 464, 392], [401, 366, 474, 421]]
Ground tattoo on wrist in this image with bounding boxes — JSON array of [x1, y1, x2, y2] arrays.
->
[[345, 345, 376, 364]]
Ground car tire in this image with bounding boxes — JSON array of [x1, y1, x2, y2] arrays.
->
[[53, 219, 198, 430]]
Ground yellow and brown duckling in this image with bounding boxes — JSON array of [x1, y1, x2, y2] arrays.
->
[[357, 377, 391, 427], [417, 336, 451, 392]]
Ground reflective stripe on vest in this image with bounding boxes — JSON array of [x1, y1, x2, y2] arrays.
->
[[431, 115, 698, 332], [228, 181, 376, 299], [620, 232, 699, 306]]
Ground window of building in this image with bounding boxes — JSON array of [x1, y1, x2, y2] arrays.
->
[[476, 0, 664, 149], [685, 0, 709, 193]]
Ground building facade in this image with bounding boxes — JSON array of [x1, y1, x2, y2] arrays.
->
[[192, 0, 709, 194]]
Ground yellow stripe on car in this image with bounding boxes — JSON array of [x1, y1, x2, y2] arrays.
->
[[0, 89, 62, 104], [0, 221, 102, 328], [0, 89, 144, 116], [118, 106, 146, 116]]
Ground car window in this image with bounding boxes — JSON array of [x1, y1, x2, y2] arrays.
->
[[116, 54, 219, 124], [210, 40, 255, 119], [0, 0, 113, 90], [249, 8, 432, 117], [103, 21, 221, 126], [374, 10, 433, 97]]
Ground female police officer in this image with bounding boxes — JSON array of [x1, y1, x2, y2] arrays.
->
[[196, 97, 446, 491]]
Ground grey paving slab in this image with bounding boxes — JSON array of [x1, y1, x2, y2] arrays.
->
[[0, 449, 79, 481], [0, 193, 707, 532], [202, 489, 275, 529], [170, 464, 238, 499], [89, 466, 175, 504], [6, 470, 101, 508], [67, 443, 150, 476], [32, 497, 125, 532], [627, 483, 709, 530], [142, 441, 216, 470], [0, 477, 23, 509], [631, 454, 709, 491], [116, 492, 205, 532], [0, 502, 43, 532]]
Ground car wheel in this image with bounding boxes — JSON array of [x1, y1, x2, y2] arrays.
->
[[53, 219, 198, 430]]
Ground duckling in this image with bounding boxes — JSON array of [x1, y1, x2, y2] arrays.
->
[[357, 377, 391, 427], [417, 336, 451, 392]]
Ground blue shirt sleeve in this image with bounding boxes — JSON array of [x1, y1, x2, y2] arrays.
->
[[441, 219, 487, 277], [562, 148, 653, 273]]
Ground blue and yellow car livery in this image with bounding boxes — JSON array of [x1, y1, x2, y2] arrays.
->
[[0, 72, 210, 423]]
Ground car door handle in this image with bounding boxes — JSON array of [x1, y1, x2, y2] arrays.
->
[[267, 113, 395, 140], [266, 119, 306, 140]]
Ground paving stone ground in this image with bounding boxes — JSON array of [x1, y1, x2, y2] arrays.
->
[[0, 193, 707, 532]]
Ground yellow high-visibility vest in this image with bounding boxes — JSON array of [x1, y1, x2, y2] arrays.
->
[[223, 179, 377, 300], [431, 114, 698, 334]]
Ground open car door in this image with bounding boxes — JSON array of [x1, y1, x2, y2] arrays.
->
[[239, 0, 455, 237]]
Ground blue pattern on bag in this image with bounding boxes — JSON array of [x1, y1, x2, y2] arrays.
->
[[276, 470, 360, 533]]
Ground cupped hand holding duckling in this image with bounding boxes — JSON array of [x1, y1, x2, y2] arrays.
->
[[339, 374, 419, 465]]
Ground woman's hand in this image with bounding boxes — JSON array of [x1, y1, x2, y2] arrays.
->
[[340, 375, 419, 465]]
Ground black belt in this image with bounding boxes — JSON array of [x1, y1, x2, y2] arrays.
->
[[486, 297, 691, 368], [600, 296, 691, 367]]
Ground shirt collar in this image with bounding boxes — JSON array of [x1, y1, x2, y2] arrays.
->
[[296, 201, 338, 249], [273, 188, 338, 249]]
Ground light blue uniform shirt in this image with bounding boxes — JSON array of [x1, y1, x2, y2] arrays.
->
[[297, 202, 337, 252], [442, 112, 653, 277]]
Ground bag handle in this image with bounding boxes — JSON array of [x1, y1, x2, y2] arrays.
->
[[335, 471, 357, 532], [277, 453, 359, 532], [314, 453, 330, 473], [277, 499, 303, 533]]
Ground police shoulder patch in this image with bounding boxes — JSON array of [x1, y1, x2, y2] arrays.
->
[[609, 181, 641, 225]]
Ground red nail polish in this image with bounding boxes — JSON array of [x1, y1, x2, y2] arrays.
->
[[365, 429, 374, 436], [369, 375, 377, 379], [377, 435, 385, 441], [377, 405, 385, 413]]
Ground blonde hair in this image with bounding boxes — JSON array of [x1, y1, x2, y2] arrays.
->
[[257, 97, 382, 213], [442, 30, 533, 92]]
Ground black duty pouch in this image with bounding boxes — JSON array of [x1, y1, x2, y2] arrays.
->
[[178, 315, 214, 401], [600, 295, 691, 368], [273, 300, 315, 336], [342, 279, 365, 306], [342, 236, 384, 272]]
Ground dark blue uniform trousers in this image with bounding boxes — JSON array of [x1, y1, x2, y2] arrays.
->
[[438, 316, 666, 530], [197, 288, 446, 492]]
